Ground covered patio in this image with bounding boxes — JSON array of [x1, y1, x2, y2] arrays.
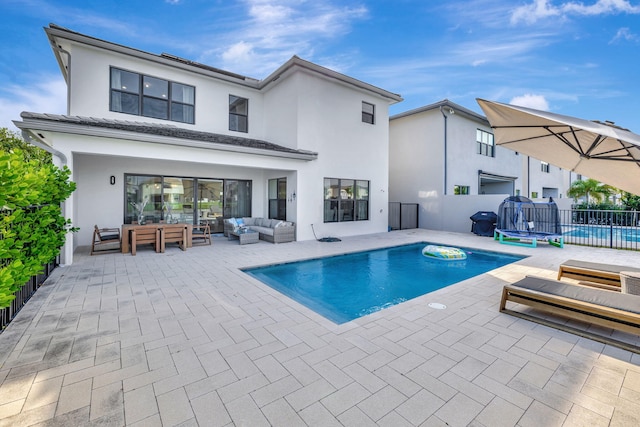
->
[[0, 230, 638, 426]]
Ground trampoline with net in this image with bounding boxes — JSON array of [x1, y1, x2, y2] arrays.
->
[[494, 196, 564, 248]]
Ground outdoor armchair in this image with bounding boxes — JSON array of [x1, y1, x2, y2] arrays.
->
[[91, 225, 121, 255]]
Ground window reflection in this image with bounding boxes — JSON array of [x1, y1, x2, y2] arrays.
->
[[125, 175, 251, 227]]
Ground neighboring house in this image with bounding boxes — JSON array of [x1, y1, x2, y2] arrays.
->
[[389, 99, 573, 231], [14, 24, 402, 265]]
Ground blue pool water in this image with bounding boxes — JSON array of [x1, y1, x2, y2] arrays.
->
[[244, 243, 525, 324], [563, 225, 640, 242]]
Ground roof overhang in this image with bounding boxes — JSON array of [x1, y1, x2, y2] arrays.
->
[[390, 99, 489, 125], [260, 56, 403, 104], [45, 24, 403, 104], [14, 113, 318, 161]]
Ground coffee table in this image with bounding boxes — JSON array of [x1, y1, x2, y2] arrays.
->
[[228, 228, 259, 245]]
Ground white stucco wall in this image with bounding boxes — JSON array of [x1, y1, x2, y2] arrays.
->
[[67, 44, 265, 139], [389, 111, 442, 207], [526, 157, 570, 199], [389, 105, 528, 231]]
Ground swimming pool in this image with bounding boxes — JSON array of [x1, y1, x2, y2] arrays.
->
[[244, 243, 525, 324]]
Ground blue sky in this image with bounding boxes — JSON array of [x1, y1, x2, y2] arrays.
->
[[1, 0, 639, 133]]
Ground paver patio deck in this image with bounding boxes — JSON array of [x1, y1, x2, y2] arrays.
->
[[0, 229, 639, 426]]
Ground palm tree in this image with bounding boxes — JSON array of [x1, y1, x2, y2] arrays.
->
[[567, 178, 613, 205]]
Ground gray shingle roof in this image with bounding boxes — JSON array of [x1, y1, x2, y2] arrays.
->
[[19, 112, 317, 158]]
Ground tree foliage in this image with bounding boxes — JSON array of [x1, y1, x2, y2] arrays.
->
[[567, 179, 613, 206], [0, 129, 76, 308], [621, 192, 640, 211]]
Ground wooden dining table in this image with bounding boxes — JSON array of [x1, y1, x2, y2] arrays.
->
[[121, 223, 193, 254]]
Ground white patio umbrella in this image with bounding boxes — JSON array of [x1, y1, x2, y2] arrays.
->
[[477, 99, 640, 196]]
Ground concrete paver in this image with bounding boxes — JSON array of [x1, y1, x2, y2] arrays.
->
[[1, 229, 639, 426]]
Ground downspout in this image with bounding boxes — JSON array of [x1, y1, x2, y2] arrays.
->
[[527, 156, 531, 198], [439, 106, 448, 195]]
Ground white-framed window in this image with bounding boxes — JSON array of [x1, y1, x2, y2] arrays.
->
[[362, 101, 375, 124], [110, 67, 195, 124], [541, 161, 550, 173], [229, 95, 248, 132], [477, 129, 495, 157], [324, 178, 369, 222]]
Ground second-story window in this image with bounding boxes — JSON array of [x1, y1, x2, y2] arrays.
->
[[229, 95, 248, 132], [477, 129, 495, 157], [541, 161, 550, 173], [110, 67, 194, 124], [362, 101, 375, 124]]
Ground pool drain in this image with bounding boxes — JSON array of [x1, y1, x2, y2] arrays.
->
[[428, 302, 447, 310]]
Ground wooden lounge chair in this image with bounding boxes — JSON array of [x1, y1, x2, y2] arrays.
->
[[160, 224, 187, 252], [557, 259, 640, 291], [500, 276, 640, 353], [131, 228, 160, 256], [192, 224, 211, 246], [91, 225, 121, 255]]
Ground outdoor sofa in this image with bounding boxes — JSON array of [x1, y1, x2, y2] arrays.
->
[[557, 259, 640, 290], [500, 275, 640, 353], [224, 217, 295, 243]]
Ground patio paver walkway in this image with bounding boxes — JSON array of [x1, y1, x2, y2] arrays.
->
[[0, 229, 639, 426]]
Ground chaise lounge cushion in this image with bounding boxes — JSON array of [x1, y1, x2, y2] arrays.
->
[[513, 276, 640, 315], [560, 259, 640, 275]]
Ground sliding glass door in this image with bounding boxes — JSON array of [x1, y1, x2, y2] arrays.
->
[[125, 174, 251, 225]]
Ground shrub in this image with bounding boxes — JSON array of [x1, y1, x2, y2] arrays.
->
[[0, 143, 76, 308]]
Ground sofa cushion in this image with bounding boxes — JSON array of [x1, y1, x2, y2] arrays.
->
[[242, 217, 255, 226], [250, 226, 274, 236], [269, 219, 282, 228]]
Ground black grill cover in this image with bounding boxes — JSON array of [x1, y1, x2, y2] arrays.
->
[[470, 211, 498, 236]]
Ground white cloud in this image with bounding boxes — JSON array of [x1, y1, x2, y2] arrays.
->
[[511, 0, 560, 25], [509, 94, 550, 110], [221, 41, 256, 65], [511, 0, 640, 25], [201, 0, 369, 76], [610, 27, 639, 43], [0, 76, 67, 131]]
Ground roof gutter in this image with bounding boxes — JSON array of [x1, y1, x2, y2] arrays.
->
[[20, 129, 68, 165]]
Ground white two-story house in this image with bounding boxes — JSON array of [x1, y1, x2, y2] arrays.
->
[[389, 99, 573, 231], [14, 24, 402, 264]]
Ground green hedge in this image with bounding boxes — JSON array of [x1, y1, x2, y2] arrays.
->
[[0, 149, 76, 308]]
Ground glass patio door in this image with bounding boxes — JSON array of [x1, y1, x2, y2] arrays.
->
[[268, 178, 287, 220]]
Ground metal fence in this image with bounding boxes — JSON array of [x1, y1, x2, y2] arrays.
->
[[559, 209, 640, 251], [389, 202, 419, 230]]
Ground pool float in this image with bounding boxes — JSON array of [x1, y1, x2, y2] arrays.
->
[[422, 245, 467, 261]]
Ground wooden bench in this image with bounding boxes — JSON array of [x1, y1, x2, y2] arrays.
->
[[500, 276, 640, 353], [131, 228, 160, 256], [557, 259, 640, 291]]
